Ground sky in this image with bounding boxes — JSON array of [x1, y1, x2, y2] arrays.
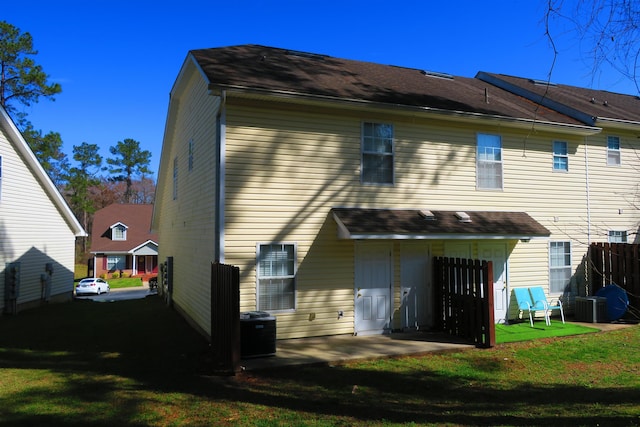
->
[[3, 1, 637, 179]]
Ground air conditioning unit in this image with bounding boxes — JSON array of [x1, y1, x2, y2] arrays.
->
[[574, 297, 608, 323]]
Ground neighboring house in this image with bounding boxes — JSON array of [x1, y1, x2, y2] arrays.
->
[[152, 44, 640, 340], [0, 106, 86, 315], [90, 204, 158, 279]]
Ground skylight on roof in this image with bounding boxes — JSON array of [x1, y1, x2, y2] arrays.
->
[[530, 78, 557, 87], [421, 70, 454, 80]]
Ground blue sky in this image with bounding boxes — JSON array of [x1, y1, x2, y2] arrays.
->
[[3, 1, 636, 178]]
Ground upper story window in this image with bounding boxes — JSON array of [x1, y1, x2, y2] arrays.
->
[[111, 223, 127, 241], [172, 157, 178, 200], [257, 243, 296, 311], [362, 122, 394, 185], [608, 230, 628, 243], [188, 139, 194, 171], [477, 133, 503, 190], [607, 136, 621, 166], [553, 141, 568, 171]]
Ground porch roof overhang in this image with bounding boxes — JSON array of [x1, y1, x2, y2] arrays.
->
[[331, 208, 551, 240]]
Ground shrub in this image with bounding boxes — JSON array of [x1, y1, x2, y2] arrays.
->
[[111, 272, 121, 279]]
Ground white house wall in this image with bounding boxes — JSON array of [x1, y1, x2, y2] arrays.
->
[[0, 125, 77, 312]]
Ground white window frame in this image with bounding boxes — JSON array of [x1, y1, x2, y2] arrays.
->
[[549, 241, 571, 294], [111, 224, 127, 241], [553, 141, 568, 172], [107, 255, 126, 271], [256, 243, 297, 312], [607, 136, 621, 166], [476, 133, 503, 190], [608, 230, 628, 243], [361, 122, 394, 185]]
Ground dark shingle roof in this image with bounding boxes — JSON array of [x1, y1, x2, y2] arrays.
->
[[332, 208, 550, 239], [189, 45, 585, 126], [478, 72, 640, 125], [90, 204, 157, 253]]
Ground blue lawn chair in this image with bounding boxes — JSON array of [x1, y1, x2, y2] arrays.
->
[[513, 287, 545, 327], [530, 286, 565, 325]]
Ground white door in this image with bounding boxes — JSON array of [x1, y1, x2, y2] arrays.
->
[[400, 243, 432, 330], [478, 243, 508, 324], [355, 243, 392, 335]]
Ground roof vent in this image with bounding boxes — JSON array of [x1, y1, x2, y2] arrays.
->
[[419, 210, 436, 220], [421, 70, 454, 80], [455, 211, 472, 223]]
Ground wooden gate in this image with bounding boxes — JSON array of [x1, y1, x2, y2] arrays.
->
[[589, 243, 640, 312], [433, 257, 495, 348]]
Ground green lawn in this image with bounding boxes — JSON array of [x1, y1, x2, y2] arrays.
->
[[0, 296, 639, 426], [74, 264, 143, 289]]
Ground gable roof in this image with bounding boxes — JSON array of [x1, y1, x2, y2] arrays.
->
[[90, 204, 157, 253], [332, 208, 550, 240], [477, 72, 640, 129], [0, 106, 86, 237], [187, 45, 597, 134]]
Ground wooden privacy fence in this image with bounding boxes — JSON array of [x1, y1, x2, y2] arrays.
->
[[433, 257, 495, 348], [210, 262, 240, 375], [589, 243, 640, 311]]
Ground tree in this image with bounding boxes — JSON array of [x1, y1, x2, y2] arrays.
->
[[0, 20, 61, 116], [21, 124, 69, 188], [547, 0, 640, 92], [107, 138, 153, 203], [0, 21, 68, 185], [68, 142, 103, 253]]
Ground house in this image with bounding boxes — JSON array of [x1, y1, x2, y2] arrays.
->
[[0, 106, 86, 315], [89, 203, 158, 280], [152, 44, 640, 340]]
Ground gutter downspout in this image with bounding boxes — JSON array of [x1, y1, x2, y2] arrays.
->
[[584, 136, 591, 245], [214, 90, 226, 263]]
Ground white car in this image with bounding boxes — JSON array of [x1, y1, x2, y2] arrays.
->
[[75, 278, 110, 295]]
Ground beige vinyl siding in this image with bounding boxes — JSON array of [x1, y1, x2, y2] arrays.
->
[[221, 100, 616, 336], [156, 66, 220, 336], [159, 75, 640, 337], [0, 127, 76, 312], [585, 132, 640, 244]]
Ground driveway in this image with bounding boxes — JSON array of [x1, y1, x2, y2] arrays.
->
[[75, 286, 157, 302]]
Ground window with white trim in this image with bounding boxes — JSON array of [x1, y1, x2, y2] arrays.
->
[[107, 255, 126, 271], [549, 241, 571, 293], [361, 122, 394, 184], [607, 136, 621, 166], [112, 224, 127, 241], [172, 157, 178, 200], [553, 141, 568, 171], [257, 243, 296, 311], [608, 230, 628, 243], [477, 133, 503, 189]]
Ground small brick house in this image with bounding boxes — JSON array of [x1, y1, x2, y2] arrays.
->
[[90, 204, 158, 280]]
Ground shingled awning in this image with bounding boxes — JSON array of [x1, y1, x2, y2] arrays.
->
[[331, 208, 550, 240]]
